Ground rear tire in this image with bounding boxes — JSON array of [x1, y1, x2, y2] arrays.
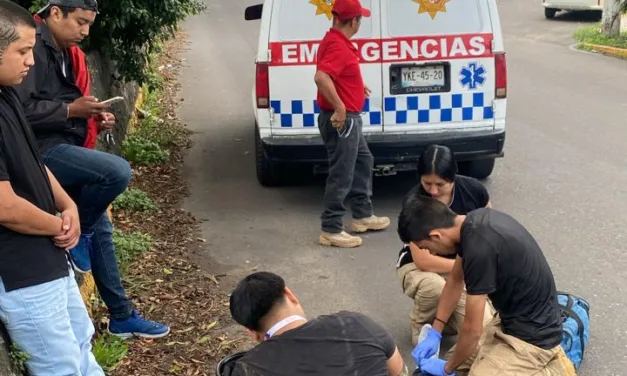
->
[[544, 8, 558, 19], [458, 158, 495, 180], [255, 125, 281, 187]]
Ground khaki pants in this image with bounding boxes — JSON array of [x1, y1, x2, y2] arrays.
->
[[398, 264, 576, 375], [465, 315, 576, 376], [397, 263, 494, 348]]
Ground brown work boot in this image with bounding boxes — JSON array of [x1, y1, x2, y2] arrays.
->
[[319, 231, 362, 248], [351, 215, 391, 233]]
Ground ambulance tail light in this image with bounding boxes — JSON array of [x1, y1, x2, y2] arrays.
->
[[256, 62, 270, 108], [495, 52, 507, 99]]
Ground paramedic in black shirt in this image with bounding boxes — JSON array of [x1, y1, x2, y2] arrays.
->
[[0, 1, 104, 374], [223, 271, 409, 376], [396, 145, 494, 350], [397, 193, 575, 376]]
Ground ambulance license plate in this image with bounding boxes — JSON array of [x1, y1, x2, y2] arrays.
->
[[389, 63, 450, 95], [400, 65, 445, 88]]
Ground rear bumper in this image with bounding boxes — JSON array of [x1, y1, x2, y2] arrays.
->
[[543, 3, 602, 10], [261, 129, 505, 167]]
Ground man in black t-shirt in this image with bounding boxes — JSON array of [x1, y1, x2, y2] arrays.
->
[[396, 175, 494, 346], [397, 194, 575, 376], [224, 272, 408, 376], [0, 2, 104, 374]]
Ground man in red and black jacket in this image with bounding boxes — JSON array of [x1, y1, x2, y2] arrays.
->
[[314, 0, 390, 248], [15, 0, 169, 339]]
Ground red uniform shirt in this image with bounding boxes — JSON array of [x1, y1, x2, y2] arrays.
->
[[316, 28, 365, 113]]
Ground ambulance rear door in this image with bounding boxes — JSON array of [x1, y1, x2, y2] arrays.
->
[[267, 0, 383, 136], [380, 0, 498, 134]]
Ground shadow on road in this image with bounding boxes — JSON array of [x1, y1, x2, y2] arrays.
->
[[546, 10, 602, 23]]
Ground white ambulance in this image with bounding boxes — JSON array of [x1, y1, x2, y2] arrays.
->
[[245, 0, 507, 187]]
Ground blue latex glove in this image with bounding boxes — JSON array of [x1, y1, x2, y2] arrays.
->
[[411, 327, 442, 364], [419, 358, 455, 376]]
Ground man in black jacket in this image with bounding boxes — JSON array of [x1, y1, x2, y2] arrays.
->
[[0, 1, 104, 374], [15, 0, 169, 339]]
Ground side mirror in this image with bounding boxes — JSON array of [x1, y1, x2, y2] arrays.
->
[[245, 4, 263, 20]]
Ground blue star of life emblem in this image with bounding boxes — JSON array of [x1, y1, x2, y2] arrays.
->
[[460, 62, 486, 90]]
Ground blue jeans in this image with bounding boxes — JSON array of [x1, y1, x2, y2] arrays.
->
[[44, 144, 133, 320], [0, 270, 105, 375]]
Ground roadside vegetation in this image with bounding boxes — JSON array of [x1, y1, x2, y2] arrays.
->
[[575, 24, 627, 51], [84, 33, 252, 375]]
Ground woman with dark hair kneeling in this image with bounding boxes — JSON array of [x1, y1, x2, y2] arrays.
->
[[396, 145, 494, 348]]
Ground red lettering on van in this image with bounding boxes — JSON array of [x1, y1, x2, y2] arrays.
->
[[269, 34, 493, 66]]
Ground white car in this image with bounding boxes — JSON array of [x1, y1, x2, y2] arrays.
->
[[542, 0, 604, 19], [245, 0, 507, 186]]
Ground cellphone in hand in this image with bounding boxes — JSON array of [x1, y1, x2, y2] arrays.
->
[[100, 96, 124, 105]]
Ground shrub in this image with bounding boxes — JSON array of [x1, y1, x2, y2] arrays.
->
[[133, 80, 185, 148], [121, 135, 170, 165], [92, 333, 128, 373], [113, 188, 158, 212], [112, 229, 152, 270], [9, 344, 28, 374], [14, 0, 206, 84]]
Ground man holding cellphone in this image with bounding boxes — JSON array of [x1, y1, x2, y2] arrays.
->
[[314, 0, 389, 248], [15, 0, 169, 339], [0, 1, 105, 373]]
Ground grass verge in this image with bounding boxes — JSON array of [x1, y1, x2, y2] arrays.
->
[[113, 230, 153, 273], [113, 188, 159, 213], [574, 24, 627, 51], [92, 333, 129, 373], [88, 30, 253, 375], [9, 344, 28, 374]]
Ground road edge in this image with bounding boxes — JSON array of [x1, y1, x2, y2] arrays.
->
[[582, 43, 627, 60]]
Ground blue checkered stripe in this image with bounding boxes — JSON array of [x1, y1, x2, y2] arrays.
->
[[270, 93, 492, 128], [270, 98, 381, 128], [384, 92, 493, 124]]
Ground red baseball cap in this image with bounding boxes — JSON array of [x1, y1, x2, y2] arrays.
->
[[332, 0, 371, 20]]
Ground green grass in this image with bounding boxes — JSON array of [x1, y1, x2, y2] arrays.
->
[[9, 343, 29, 374], [92, 333, 129, 373], [121, 135, 170, 165], [113, 229, 153, 272], [130, 56, 184, 149], [574, 24, 627, 50], [113, 188, 158, 212]]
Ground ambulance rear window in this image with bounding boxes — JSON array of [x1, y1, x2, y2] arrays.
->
[[276, 0, 374, 41], [385, 0, 484, 36]]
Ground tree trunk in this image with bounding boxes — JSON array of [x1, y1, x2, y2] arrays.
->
[[601, 0, 622, 37]]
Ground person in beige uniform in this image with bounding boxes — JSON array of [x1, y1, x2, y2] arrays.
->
[[399, 194, 575, 376], [396, 145, 494, 347]]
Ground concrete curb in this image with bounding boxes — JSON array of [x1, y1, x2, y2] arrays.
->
[[78, 87, 145, 312], [582, 43, 627, 59]]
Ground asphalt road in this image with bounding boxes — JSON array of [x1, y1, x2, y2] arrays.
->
[[179, 1, 627, 374]]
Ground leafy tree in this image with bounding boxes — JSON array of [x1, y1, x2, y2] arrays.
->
[[12, 0, 205, 84]]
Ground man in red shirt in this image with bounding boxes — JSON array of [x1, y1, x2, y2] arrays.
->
[[314, 0, 389, 248]]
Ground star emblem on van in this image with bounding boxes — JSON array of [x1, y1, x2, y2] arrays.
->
[[413, 0, 451, 20], [310, 0, 335, 20]]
